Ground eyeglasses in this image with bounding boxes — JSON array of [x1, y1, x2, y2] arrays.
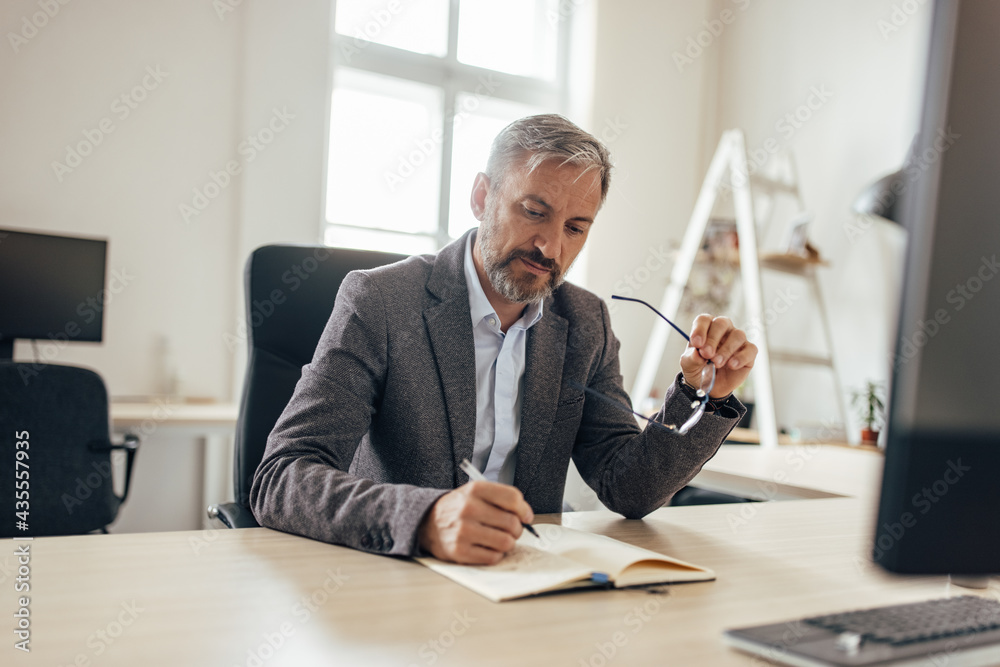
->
[[578, 295, 716, 436]]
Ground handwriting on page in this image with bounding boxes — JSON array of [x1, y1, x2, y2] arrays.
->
[[487, 545, 555, 572], [457, 542, 591, 589]]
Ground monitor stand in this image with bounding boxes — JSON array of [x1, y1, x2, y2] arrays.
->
[[950, 574, 990, 590]]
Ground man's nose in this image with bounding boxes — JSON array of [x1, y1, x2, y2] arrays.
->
[[533, 222, 561, 260]]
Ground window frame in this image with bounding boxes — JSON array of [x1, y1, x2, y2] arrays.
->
[[323, 0, 571, 250]]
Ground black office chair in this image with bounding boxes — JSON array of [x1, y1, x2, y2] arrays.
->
[[208, 245, 407, 528], [0, 362, 139, 537]]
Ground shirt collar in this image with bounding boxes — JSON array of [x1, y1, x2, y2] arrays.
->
[[464, 231, 544, 331]]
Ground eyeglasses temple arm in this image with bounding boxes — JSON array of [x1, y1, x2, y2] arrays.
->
[[610, 295, 691, 342], [569, 381, 675, 434]]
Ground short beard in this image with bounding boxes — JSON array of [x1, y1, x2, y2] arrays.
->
[[478, 206, 565, 304]]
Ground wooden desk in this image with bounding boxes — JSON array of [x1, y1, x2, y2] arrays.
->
[[109, 401, 239, 530], [694, 443, 885, 501], [3, 483, 971, 665], [109, 401, 239, 437]]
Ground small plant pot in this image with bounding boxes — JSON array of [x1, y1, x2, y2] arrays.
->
[[860, 428, 880, 444]]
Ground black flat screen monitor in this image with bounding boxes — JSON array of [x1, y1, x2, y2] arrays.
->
[[0, 228, 108, 360], [874, 0, 1000, 575]]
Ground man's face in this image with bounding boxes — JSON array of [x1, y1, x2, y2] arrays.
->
[[473, 158, 602, 304]]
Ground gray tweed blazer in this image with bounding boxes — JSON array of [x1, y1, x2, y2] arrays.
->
[[250, 230, 744, 556]]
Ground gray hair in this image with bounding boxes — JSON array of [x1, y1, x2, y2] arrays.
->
[[484, 114, 613, 207]]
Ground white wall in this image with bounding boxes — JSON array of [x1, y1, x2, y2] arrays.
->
[[564, 0, 717, 511], [584, 0, 930, 440], [1, 0, 330, 396], [0, 0, 330, 532], [1, 0, 243, 399], [583, 0, 717, 400], [708, 0, 928, 436], [229, 1, 333, 397]]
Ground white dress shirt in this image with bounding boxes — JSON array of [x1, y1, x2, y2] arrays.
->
[[463, 232, 544, 484]]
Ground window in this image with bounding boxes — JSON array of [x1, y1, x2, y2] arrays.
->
[[325, 0, 569, 253]]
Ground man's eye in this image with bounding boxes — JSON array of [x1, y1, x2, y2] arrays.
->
[[524, 208, 544, 218], [566, 225, 584, 236]]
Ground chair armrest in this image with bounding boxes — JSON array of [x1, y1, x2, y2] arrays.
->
[[207, 502, 260, 529], [114, 434, 139, 503], [88, 434, 140, 504]]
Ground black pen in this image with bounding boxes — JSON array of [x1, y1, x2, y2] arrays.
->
[[459, 458, 540, 538]]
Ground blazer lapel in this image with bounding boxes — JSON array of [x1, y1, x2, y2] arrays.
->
[[513, 308, 568, 492], [423, 232, 478, 486], [423, 300, 477, 485]]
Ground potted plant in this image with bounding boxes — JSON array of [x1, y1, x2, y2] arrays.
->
[[851, 381, 886, 444]]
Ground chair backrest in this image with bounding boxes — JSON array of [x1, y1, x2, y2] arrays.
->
[[0, 363, 122, 536], [233, 245, 407, 509]]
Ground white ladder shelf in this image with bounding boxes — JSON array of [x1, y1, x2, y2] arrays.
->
[[629, 129, 846, 448]]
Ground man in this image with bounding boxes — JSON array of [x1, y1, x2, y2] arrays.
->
[[251, 114, 756, 565]]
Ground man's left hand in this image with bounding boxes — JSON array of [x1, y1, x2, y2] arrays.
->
[[680, 314, 758, 399]]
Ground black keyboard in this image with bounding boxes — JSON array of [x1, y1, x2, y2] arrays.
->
[[803, 596, 1000, 647], [725, 596, 1000, 666]]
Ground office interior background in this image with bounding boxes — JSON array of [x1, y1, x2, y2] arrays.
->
[[0, 0, 928, 533]]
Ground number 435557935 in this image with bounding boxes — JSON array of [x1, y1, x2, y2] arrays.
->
[[15, 430, 29, 528]]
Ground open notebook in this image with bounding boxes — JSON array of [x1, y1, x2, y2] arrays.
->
[[416, 523, 715, 602]]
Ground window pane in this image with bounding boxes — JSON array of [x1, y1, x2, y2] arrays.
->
[[448, 95, 544, 239], [325, 225, 436, 255], [327, 68, 443, 236], [335, 0, 449, 57], [457, 0, 559, 80]]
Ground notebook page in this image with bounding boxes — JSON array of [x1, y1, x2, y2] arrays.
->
[[417, 534, 593, 602]]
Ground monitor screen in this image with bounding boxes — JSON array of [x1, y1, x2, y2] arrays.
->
[[0, 228, 108, 348], [874, 0, 1000, 575]]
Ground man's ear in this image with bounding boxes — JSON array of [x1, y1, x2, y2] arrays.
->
[[470, 172, 490, 221]]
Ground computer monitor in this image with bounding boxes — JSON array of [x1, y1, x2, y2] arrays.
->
[[874, 0, 1000, 575], [0, 228, 108, 361]]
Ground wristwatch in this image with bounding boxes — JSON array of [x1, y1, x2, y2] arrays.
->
[[679, 375, 731, 413], [705, 394, 733, 413]]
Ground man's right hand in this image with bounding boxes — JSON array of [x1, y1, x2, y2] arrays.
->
[[417, 481, 534, 565]]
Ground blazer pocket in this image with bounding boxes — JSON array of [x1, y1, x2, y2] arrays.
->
[[552, 395, 585, 423]]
